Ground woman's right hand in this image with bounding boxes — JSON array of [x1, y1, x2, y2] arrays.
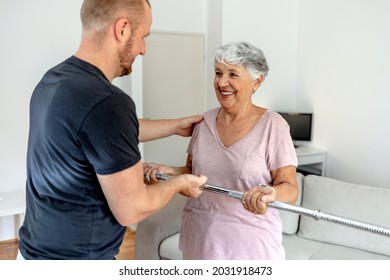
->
[[241, 185, 276, 215], [143, 162, 183, 184]]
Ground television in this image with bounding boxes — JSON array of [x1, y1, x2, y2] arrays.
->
[[278, 112, 313, 146]]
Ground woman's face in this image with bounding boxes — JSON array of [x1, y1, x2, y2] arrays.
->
[[214, 62, 259, 112]]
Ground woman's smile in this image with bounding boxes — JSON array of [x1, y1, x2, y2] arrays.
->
[[221, 91, 235, 96]]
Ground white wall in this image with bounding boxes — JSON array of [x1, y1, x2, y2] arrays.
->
[[206, 0, 223, 109], [297, 0, 390, 187], [0, 1, 83, 193], [149, 0, 206, 33], [221, 0, 300, 112], [0, 0, 83, 240], [220, 0, 390, 188]]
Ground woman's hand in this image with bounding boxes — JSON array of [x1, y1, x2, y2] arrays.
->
[[241, 185, 276, 215], [142, 162, 173, 184]]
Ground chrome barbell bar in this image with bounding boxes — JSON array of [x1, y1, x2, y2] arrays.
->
[[155, 172, 390, 237]]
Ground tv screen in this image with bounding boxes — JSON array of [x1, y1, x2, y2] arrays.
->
[[278, 112, 313, 142]]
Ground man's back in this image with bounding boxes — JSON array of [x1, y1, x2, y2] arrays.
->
[[19, 56, 140, 259]]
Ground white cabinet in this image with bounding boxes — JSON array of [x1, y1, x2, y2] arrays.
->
[[295, 147, 326, 176], [0, 191, 25, 240]]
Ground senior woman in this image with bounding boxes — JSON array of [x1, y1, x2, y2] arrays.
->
[[145, 41, 298, 260]]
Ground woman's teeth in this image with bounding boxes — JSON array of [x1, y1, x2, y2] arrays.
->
[[221, 91, 234, 96]]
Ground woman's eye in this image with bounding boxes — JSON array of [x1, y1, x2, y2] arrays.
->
[[215, 71, 222, 76], [230, 73, 238, 77]]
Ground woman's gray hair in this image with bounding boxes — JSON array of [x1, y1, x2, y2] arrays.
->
[[213, 41, 269, 80]]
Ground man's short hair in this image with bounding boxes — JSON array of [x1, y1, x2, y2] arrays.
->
[[80, 0, 151, 36]]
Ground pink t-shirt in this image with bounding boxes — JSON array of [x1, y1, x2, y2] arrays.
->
[[179, 108, 298, 259]]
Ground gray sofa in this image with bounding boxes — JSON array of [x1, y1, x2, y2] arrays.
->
[[135, 173, 390, 260]]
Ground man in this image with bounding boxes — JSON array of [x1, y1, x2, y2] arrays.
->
[[18, 0, 207, 260]]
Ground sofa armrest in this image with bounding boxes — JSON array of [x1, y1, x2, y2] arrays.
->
[[134, 194, 186, 260]]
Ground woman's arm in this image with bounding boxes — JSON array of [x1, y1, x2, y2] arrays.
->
[[242, 165, 298, 215], [270, 165, 299, 204]]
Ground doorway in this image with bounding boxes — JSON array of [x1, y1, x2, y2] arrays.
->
[[142, 32, 206, 166]]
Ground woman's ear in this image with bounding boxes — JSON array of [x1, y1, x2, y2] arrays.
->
[[256, 75, 264, 86], [252, 75, 264, 93]]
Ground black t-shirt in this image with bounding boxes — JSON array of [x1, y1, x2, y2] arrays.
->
[[18, 56, 141, 259]]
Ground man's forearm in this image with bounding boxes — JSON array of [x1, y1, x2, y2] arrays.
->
[[138, 119, 176, 142], [138, 115, 203, 142]]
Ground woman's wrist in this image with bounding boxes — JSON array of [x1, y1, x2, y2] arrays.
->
[[261, 184, 276, 199]]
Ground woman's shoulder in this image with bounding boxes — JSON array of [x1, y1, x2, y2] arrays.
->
[[261, 110, 289, 129], [202, 107, 219, 117], [263, 110, 286, 121], [200, 107, 219, 124]]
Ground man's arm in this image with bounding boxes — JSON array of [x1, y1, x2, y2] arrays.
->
[[97, 160, 206, 226], [138, 115, 203, 142]]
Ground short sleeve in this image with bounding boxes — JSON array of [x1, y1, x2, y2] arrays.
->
[[186, 122, 200, 156], [268, 116, 298, 171], [78, 93, 141, 175]]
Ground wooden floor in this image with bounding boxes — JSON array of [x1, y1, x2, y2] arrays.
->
[[0, 238, 18, 260], [0, 228, 135, 260], [116, 228, 136, 260]]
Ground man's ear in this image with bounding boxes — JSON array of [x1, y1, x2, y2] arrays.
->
[[114, 18, 132, 42]]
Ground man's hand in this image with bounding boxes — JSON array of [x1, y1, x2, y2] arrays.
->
[[175, 173, 207, 198], [174, 115, 203, 137]]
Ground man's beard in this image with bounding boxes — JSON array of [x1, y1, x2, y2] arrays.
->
[[119, 35, 135, 77]]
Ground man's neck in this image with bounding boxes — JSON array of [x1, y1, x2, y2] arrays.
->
[[74, 40, 117, 82]]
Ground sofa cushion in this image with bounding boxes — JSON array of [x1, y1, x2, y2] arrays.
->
[[280, 172, 304, 234], [160, 233, 182, 260], [297, 175, 390, 256], [283, 234, 390, 260], [135, 194, 186, 260]]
